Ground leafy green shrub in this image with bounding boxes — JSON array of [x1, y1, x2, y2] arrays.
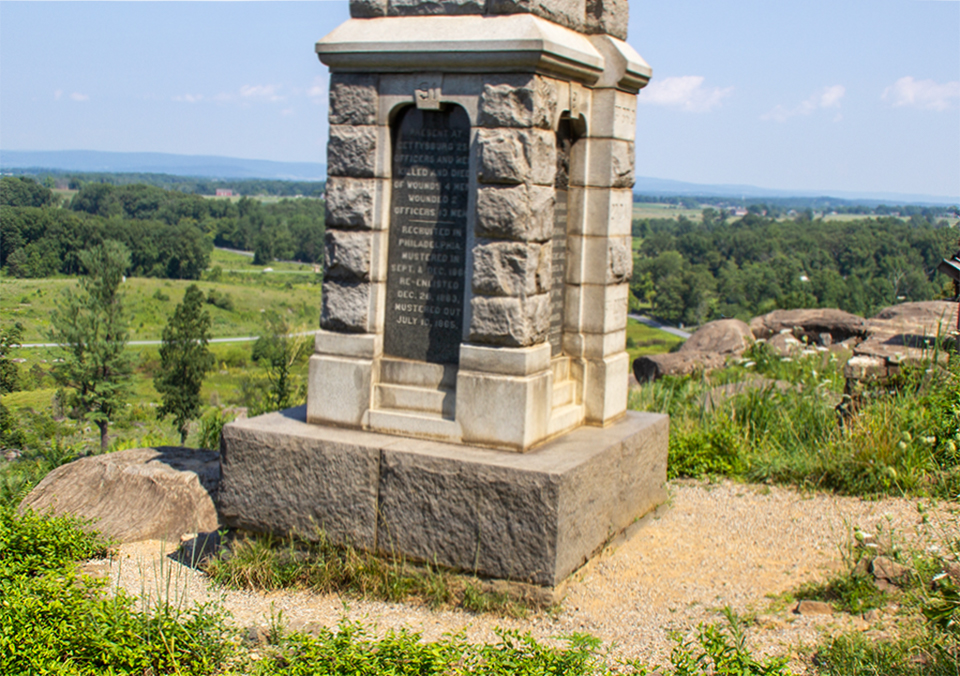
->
[[205, 288, 235, 311], [669, 420, 745, 479], [0, 506, 110, 578]]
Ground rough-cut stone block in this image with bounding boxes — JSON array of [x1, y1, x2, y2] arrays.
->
[[20, 447, 219, 543], [327, 125, 378, 178], [589, 88, 636, 140], [568, 187, 633, 237], [307, 354, 373, 426], [351, 0, 388, 17], [487, 0, 586, 33], [572, 138, 634, 188], [472, 240, 548, 297], [585, 0, 628, 39], [325, 230, 372, 282], [583, 351, 628, 423], [476, 184, 554, 242], [325, 177, 378, 229], [470, 294, 550, 346], [607, 237, 632, 284], [220, 407, 668, 586], [219, 409, 381, 546], [321, 280, 371, 333], [389, 0, 485, 15], [456, 369, 551, 450], [329, 74, 379, 126], [477, 128, 556, 186], [478, 75, 558, 129]]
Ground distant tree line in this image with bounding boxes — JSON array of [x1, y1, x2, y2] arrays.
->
[[3, 168, 325, 197], [632, 209, 956, 326], [633, 193, 958, 219], [0, 177, 325, 279]]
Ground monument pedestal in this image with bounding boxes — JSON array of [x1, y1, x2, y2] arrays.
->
[[219, 406, 667, 587]]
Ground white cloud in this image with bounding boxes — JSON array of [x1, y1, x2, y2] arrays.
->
[[762, 85, 845, 122], [240, 84, 283, 102], [639, 76, 733, 113], [307, 76, 327, 101], [69, 92, 89, 102], [882, 76, 960, 111], [54, 90, 63, 101], [173, 94, 203, 103]]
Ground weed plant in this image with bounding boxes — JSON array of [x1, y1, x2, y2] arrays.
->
[[630, 342, 960, 498]]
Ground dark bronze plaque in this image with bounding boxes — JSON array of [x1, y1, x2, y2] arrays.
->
[[384, 106, 470, 364]]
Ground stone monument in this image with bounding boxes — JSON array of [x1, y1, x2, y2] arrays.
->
[[219, 0, 668, 589]]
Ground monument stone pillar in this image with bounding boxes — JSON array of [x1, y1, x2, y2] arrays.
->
[[218, 0, 668, 590], [308, 0, 650, 451]]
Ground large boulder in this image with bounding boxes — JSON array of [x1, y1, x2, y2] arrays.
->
[[19, 447, 219, 543], [855, 301, 958, 363], [679, 318, 753, 356], [633, 351, 727, 383], [750, 308, 866, 344]]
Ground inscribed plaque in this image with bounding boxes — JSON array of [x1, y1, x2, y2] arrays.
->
[[384, 106, 470, 364]]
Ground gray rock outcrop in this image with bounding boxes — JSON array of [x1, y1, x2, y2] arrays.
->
[[678, 318, 753, 356], [19, 447, 219, 543], [633, 351, 727, 383], [750, 308, 867, 344]]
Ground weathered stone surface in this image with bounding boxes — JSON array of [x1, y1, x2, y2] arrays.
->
[[220, 406, 668, 586], [607, 140, 634, 188], [325, 177, 376, 229], [795, 600, 834, 616], [855, 301, 959, 364], [325, 230, 371, 281], [472, 240, 549, 297], [478, 76, 558, 129], [329, 74, 378, 126], [487, 0, 586, 32], [470, 294, 550, 346], [679, 319, 753, 356], [476, 184, 553, 242], [321, 280, 370, 333], [477, 128, 556, 186], [606, 239, 631, 284], [871, 556, 911, 589], [750, 308, 867, 343], [350, 0, 387, 17], [767, 331, 803, 356], [219, 409, 381, 546], [632, 351, 727, 383], [585, 0, 628, 39], [327, 125, 378, 178], [19, 447, 219, 543], [388, 0, 486, 15]]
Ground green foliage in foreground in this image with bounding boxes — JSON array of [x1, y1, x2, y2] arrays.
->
[[631, 343, 960, 498]]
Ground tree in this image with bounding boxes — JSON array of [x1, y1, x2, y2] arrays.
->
[[0, 322, 23, 394], [251, 312, 309, 413], [154, 284, 215, 445], [49, 241, 132, 452]]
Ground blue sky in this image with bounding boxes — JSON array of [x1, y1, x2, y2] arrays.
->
[[1, 0, 958, 198]]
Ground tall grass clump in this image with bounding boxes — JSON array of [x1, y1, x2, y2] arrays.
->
[[630, 341, 960, 498]]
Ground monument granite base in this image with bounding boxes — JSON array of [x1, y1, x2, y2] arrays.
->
[[219, 406, 667, 587]]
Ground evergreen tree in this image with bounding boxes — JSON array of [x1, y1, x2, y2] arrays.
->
[[0, 322, 23, 394], [49, 241, 132, 452], [155, 284, 215, 445]]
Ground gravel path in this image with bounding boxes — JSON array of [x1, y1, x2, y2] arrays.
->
[[95, 480, 958, 671]]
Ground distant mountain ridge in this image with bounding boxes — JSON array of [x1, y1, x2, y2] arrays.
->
[[2, 149, 956, 205], [0, 150, 326, 181]]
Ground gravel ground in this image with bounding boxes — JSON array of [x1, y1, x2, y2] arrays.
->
[[93, 479, 958, 672]]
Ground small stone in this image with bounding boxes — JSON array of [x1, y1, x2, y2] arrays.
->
[[794, 600, 834, 615], [327, 125, 378, 178], [329, 74, 378, 126], [871, 556, 910, 587], [862, 608, 880, 622], [476, 184, 553, 242], [321, 280, 370, 333], [325, 177, 376, 229], [325, 230, 372, 282], [478, 75, 557, 129], [585, 0, 628, 39], [350, 0, 387, 17], [469, 294, 550, 347], [472, 240, 548, 297]]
